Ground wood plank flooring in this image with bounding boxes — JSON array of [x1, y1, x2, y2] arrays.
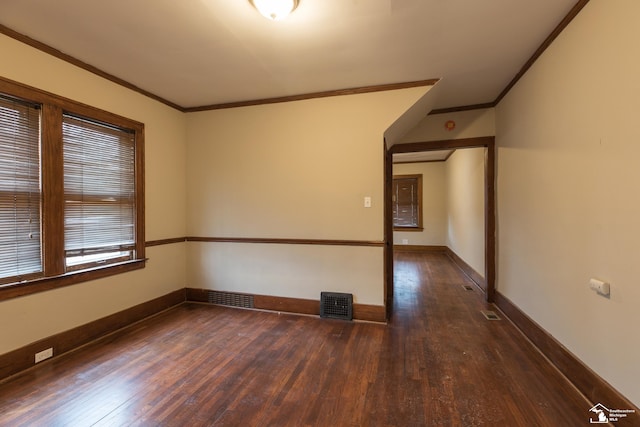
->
[[0, 252, 591, 426]]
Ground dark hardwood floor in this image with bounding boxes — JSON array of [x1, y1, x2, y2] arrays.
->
[[0, 252, 591, 426]]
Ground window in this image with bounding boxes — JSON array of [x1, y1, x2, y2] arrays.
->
[[63, 115, 136, 271], [0, 77, 145, 297], [0, 95, 42, 282], [392, 174, 423, 230]]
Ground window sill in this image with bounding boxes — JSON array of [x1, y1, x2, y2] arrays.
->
[[0, 259, 146, 302], [393, 227, 424, 232]]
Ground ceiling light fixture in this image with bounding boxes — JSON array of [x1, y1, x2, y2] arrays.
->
[[250, 0, 299, 21]]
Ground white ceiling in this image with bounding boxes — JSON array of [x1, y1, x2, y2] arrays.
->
[[0, 0, 579, 110]]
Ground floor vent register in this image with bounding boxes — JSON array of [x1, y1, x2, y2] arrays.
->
[[320, 292, 353, 321]]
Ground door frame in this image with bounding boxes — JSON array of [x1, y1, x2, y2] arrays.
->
[[384, 136, 496, 320]]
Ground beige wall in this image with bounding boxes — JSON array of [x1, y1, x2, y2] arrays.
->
[[188, 243, 383, 304], [186, 89, 427, 305], [496, 0, 640, 406], [401, 108, 495, 143], [445, 148, 485, 277], [0, 35, 188, 354], [392, 162, 447, 246]]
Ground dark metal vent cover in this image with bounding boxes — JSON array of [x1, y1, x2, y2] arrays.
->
[[320, 292, 353, 320], [207, 290, 254, 309], [481, 310, 501, 321]]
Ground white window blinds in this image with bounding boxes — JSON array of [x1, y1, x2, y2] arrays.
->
[[62, 114, 136, 270], [0, 95, 42, 283]]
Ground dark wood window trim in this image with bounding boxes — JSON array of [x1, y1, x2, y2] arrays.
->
[[392, 174, 423, 231], [0, 76, 145, 302]]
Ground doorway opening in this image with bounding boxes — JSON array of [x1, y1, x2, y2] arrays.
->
[[383, 136, 495, 320]]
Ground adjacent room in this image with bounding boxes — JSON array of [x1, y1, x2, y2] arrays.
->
[[0, 0, 638, 425]]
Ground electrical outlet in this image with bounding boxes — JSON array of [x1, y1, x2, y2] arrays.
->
[[589, 278, 610, 297], [35, 347, 53, 363]]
